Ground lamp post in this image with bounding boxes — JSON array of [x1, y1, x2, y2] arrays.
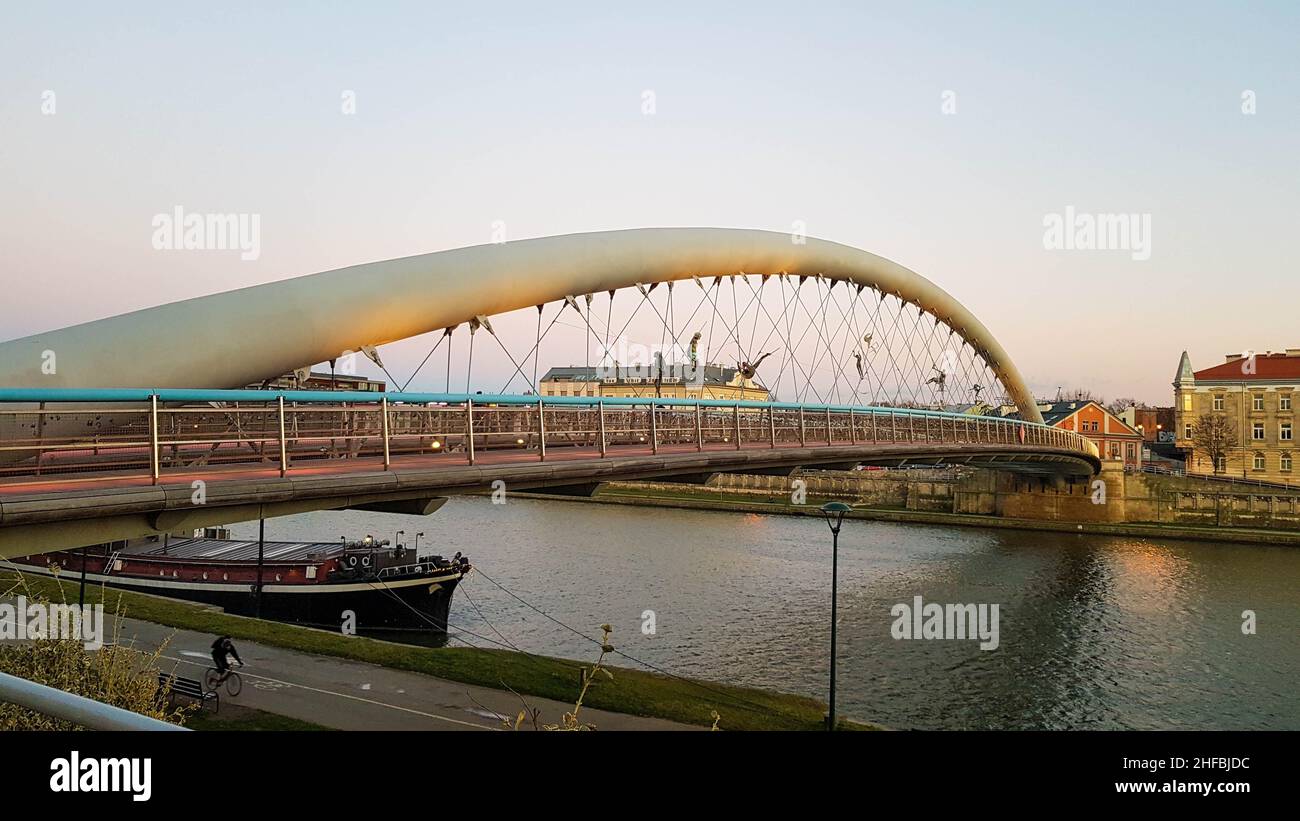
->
[[254, 514, 265, 619], [820, 501, 852, 731]]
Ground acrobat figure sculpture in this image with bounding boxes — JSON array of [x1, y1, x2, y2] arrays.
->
[[738, 351, 774, 381], [927, 367, 947, 404]]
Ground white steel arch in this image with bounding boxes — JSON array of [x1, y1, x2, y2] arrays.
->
[[0, 228, 1043, 423]]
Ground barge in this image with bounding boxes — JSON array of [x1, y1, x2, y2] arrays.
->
[[1, 532, 470, 635]]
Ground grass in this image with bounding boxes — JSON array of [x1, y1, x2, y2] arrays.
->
[[2, 571, 879, 731]]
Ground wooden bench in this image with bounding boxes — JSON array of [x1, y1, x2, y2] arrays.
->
[[159, 672, 219, 713]]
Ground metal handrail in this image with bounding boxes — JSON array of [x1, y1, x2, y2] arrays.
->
[[0, 389, 1098, 485], [0, 670, 188, 731]]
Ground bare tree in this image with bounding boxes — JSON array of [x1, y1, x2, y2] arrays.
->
[[1106, 397, 1142, 416], [1191, 413, 1236, 474]]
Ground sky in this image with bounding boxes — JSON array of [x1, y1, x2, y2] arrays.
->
[[2, 1, 1297, 405]]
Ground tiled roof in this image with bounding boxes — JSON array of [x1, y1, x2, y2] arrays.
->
[[1193, 352, 1300, 381]]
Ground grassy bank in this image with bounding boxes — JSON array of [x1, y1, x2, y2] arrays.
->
[[2, 572, 873, 731]]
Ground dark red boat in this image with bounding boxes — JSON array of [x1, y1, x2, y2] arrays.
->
[[2, 532, 470, 636]]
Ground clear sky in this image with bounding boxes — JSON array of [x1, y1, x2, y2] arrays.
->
[[2, 1, 1297, 405]]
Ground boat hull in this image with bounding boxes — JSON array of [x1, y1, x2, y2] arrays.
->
[[1, 560, 462, 634]]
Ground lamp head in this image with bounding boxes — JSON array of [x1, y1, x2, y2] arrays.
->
[[820, 501, 852, 531]]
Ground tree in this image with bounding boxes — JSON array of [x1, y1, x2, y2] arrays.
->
[[1106, 397, 1143, 416], [1191, 413, 1236, 475], [1056, 387, 1096, 403]]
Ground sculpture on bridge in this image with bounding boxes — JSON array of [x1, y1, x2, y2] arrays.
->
[[738, 351, 774, 382]]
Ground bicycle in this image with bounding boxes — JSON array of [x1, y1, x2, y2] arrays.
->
[[203, 663, 243, 697]]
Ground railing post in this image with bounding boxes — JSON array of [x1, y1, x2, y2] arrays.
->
[[650, 402, 659, 454], [538, 399, 546, 461], [770, 406, 778, 447], [598, 400, 607, 457], [466, 399, 475, 466], [381, 397, 391, 471], [34, 401, 45, 475], [149, 393, 160, 485], [734, 403, 742, 450], [890, 410, 896, 443], [849, 408, 856, 444], [695, 402, 704, 451], [871, 411, 877, 443], [277, 396, 288, 477], [799, 407, 806, 446], [826, 407, 833, 445], [908, 413, 915, 443]]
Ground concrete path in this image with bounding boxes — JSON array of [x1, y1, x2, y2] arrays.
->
[[0, 601, 696, 731]]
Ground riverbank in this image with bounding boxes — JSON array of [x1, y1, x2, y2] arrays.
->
[[525, 484, 1300, 546], [1, 571, 876, 731]]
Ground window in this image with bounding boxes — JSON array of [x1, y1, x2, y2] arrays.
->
[[1252, 422, 1265, 440], [1184, 423, 1193, 439], [1126, 442, 1136, 462], [1283, 423, 1293, 441], [1253, 393, 1265, 411], [1109, 442, 1121, 458], [1283, 395, 1293, 411], [1283, 453, 1293, 472], [1213, 395, 1224, 411], [1215, 456, 1227, 472], [1182, 394, 1192, 411], [1253, 452, 1265, 471]]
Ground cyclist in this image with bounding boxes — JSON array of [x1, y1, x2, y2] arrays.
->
[[210, 635, 244, 683]]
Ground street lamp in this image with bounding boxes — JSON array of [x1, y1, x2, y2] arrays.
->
[[820, 501, 852, 731]]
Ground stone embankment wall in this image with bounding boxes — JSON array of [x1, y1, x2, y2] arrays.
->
[[610, 462, 1300, 530]]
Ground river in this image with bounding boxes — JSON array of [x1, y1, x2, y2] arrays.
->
[[228, 497, 1299, 730]]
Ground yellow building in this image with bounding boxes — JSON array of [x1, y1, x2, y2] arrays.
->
[[539, 364, 770, 401], [1173, 349, 1298, 481]]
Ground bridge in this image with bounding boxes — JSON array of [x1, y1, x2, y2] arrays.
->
[[0, 228, 1098, 553]]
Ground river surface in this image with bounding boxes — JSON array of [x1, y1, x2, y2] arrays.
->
[[228, 498, 1299, 730]]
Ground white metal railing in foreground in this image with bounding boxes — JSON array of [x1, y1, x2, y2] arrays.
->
[[0, 670, 188, 731]]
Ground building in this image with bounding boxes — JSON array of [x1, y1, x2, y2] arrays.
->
[[1119, 405, 1175, 443], [1174, 349, 1299, 480], [245, 371, 386, 392], [1009, 399, 1144, 468], [539, 364, 770, 401]]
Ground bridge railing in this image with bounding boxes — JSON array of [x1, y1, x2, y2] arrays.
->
[[0, 389, 1098, 484]]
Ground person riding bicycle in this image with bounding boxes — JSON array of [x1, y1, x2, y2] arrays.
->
[[211, 635, 244, 682]]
